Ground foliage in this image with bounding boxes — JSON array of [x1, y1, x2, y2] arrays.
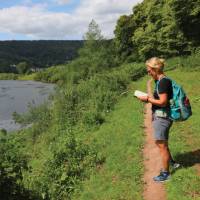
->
[[33, 66, 64, 83], [51, 63, 145, 130], [0, 73, 18, 80], [166, 53, 200, 71], [72, 84, 145, 200], [169, 0, 200, 44], [75, 20, 120, 76], [16, 61, 31, 74], [5, 60, 145, 199], [114, 0, 200, 61], [83, 19, 104, 41], [0, 131, 40, 199], [40, 133, 102, 200], [2, 51, 200, 199], [114, 14, 138, 62], [0, 40, 83, 73], [33, 21, 120, 85]]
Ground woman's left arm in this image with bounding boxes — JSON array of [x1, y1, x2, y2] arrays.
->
[[137, 93, 168, 107], [148, 93, 168, 107]]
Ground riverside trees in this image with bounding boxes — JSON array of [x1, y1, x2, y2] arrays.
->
[[114, 0, 200, 61]]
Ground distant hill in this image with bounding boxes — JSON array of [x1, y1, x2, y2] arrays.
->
[[0, 40, 83, 72]]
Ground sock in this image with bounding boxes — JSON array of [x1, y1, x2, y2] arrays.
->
[[162, 170, 170, 175]]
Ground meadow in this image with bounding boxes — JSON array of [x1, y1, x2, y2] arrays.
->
[[72, 64, 200, 200], [1, 53, 200, 199]]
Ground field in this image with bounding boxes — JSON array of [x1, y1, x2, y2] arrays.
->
[[1, 59, 200, 200], [72, 69, 200, 200]]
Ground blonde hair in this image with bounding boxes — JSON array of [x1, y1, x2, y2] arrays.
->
[[145, 57, 165, 73]]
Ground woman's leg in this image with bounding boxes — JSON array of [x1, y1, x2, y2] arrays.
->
[[155, 140, 170, 172]]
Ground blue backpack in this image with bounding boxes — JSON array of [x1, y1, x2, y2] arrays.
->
[[157, 77, 192, 121]]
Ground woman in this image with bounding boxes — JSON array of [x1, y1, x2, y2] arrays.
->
[[138, 57, 179, 182]]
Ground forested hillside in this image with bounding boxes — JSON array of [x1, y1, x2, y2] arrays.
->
[[114, 0, 200, 62], [0, 40, 83, 72]]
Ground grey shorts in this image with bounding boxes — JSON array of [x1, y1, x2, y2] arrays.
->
[[152, 115, 173, 141]]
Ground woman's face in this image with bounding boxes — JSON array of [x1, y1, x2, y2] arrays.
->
[[147, 66, 157, 79]]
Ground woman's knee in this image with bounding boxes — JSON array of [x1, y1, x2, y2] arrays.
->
[[155, 140, 168, 149]]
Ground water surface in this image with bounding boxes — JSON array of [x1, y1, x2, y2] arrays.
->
[[0, 80, 54, 132]]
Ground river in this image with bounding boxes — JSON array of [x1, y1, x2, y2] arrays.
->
[[0, 80, 54, 132]]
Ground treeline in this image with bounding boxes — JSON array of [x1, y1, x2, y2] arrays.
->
[[0, 40, 83, 73], [114, 0, 200, 62]]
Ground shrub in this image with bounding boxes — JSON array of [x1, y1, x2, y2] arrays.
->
[[30, 132, 103, 200]]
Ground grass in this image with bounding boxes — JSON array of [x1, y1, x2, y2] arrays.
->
[[72, 69, 200, 200], [18, 73, 36, 80], [2, 59, 200, 199], [164, 69, 200, 200], [0, 72, 36, 80], [71, 77, 148, 200]]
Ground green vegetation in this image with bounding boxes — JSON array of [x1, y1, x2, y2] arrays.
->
[[0, 73, 18, 80], [0, 62, 145, 199], [71, 79, 146, 200], [0, 40, 83, 73], [1, 53, 200, 200], [164, 70, 200, 200], [0, 131, 41, 200], [114, 0, 200, 62], [0, 0, 200, 199], [16, 61, 31, 74]]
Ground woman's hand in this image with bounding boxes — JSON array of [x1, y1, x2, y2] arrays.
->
[[137, 96, 148, 102]]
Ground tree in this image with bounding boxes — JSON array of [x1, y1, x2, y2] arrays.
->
[[81, 19, 104, 56], [114, 15, 137, 62], [84, 19, 104, 41], [114, 0, 200, 61], [0, 60, 11, 73], [76, 20, 119, 75], [16, 61, 30, 74], [169, 0, 200, 45]]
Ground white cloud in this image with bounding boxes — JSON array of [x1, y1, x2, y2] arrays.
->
[[0, 0, 142, 40]]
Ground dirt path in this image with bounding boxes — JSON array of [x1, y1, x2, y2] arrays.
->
[[143, 82, 167, 200]]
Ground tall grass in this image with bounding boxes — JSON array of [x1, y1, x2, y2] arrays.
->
[[0, 73, 18, 80], [164, 70, 200, 200], [72, 78, 147, 200], [166, 53, 200, 71]]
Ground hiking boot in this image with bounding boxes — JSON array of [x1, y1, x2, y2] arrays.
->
[[153, 171, 170, 182], [170, 160, 181, 169]]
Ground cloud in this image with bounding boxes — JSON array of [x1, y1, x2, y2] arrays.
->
[[75, 0, 142, 38], [0, 0, 142, 40], [54, 0, 72, 5]]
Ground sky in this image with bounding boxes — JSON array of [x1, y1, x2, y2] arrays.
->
[[0, 0, 142, 40]]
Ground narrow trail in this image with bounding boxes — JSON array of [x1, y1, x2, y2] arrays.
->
[[143, 82, 167, 200]]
